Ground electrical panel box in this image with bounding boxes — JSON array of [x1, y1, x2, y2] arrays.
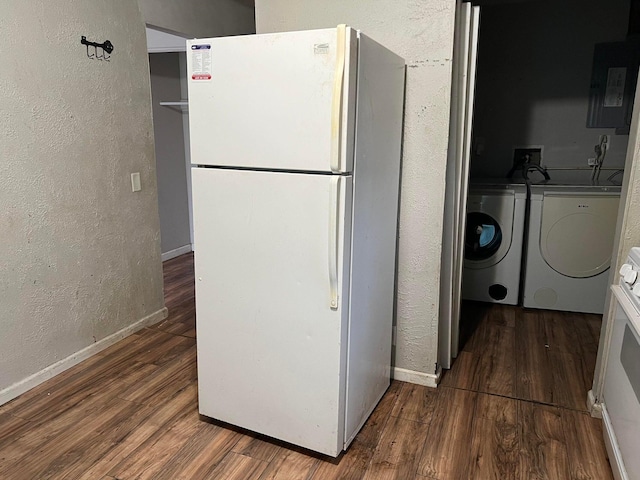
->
[[587, 40, 640, 134]]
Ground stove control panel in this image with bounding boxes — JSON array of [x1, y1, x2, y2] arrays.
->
[[620, 248, 640, 303]]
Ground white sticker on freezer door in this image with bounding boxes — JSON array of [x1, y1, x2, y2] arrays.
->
[[604, 67, 626, 107], [191, 44, 212, 80]]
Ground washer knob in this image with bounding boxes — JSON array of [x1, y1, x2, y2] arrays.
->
[[620, 263, 633, 276], [624, 269, 638, 285]]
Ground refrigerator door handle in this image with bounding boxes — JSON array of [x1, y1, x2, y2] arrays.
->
[[330, 24, 347, 174], [329, 176, 341, 309]]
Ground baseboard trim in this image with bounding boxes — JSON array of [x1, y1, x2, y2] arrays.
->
[[161, 244, 192, 262], [392, 366, 441, 388], [587, 389, 603, 419], [0, 307, 168, 407]]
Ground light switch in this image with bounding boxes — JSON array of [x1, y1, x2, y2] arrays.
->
[[131, 172, 141, 192]]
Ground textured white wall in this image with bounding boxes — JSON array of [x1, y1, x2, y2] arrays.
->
[[138, 0, 255, 37], [255, 0, 456, 377], [471, 0, 630, 179], [0, 1, 164, 396]]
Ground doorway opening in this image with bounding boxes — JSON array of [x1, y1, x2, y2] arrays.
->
[[442, 0, 638, 415], [147, 26, 194, 262]]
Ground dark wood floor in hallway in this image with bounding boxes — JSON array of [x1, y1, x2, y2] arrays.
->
[[0, 253, 612, 479]]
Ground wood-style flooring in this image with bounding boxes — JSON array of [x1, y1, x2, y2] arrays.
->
[[0, 253, 612, 479]]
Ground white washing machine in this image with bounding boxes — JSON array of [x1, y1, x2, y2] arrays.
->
[[462, 183, 527, 305], [522, 184, 621, 314]]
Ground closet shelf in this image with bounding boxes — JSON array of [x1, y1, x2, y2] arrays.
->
[[159, 101, 188, 111]]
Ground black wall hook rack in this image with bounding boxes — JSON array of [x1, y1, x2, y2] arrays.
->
[[81, 36, 114, 61]]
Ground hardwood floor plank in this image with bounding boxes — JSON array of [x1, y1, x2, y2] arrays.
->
[[561, 409, 613, 480], [0, 361, 156, 464], [44, 402, 155, 480], [439, 351, 480, 390], [459, 301, 492, 352], [154, 424, 243, 480], [0, 397, 138, 479], [585, 314, 604, 344], [544, 311, 582, 356], [207, 452, 269, 480], [95, 328, 166, 360], [310, 441, 371, 480], [117, 345, 197, 406], [108, 409, 204, 479], [466, 393, 519, 479], [498, 305, 518, 328], [233, 435, 282, 463], [417, 387, 477, 479], [548, 351, 590, 411], [258, 449, 320, 480], [77, 383, 198, 479], [161, 317, 197, 338], [519, 402, 570, 480], [362, 415, 427, 480], [155, 302, 195, 330], [516, 310, 554, 404], [0, 413, 31, 442], [447, 305, 516, 397], [475, 321, 516, 397], [133, 333, 195, 366], [390, 382, 438, 424], [27, 361, 158, 425]]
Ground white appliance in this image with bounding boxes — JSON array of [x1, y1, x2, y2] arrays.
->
[[523, 184, 621, 314], [462, 182, 526, 305], [187, 26, 405, 457], [602, 247, 640, 480]]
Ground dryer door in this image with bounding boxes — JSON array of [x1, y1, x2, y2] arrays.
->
[[464, 193, 514, 269], [540, 194, 620, 278]]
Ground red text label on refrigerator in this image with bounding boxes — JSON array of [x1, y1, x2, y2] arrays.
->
[[191, 44, 212, 81]]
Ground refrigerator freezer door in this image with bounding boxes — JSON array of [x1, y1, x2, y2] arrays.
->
[[192, 167, 352, 456], [187, 28, 357, 173]]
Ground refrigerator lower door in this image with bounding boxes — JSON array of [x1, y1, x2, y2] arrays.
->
[[192, 167, 352, 457]]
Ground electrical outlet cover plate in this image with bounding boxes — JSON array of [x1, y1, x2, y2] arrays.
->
[[513, 147, 542, 168]]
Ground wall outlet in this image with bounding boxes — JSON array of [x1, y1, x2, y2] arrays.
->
[[131, 172, 141, 192], [513, 146, 542, 168], [588, 157, 597, 166]]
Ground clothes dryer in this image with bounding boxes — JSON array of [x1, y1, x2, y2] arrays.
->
[[522, 184, 621, 314], [462, 183, 527, 305]]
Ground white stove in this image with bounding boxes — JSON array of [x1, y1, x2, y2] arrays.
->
[[619, 248, 640, 314], [602, 247, 640, 480]]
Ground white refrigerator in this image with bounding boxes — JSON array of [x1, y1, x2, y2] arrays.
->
[[187, 25, 405, 457]]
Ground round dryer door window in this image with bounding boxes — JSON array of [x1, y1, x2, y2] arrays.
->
[[540, 195, 620, 278], [465, 212, 503, 261]]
